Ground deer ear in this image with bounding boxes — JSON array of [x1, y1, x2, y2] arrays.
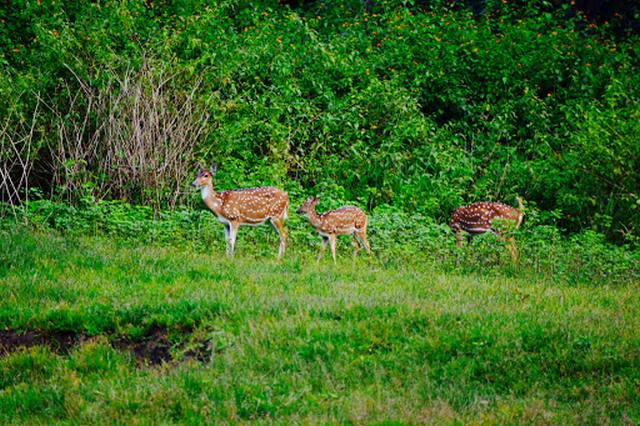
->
[[209, 165, 217, 175], [196, 163, 204, 172], [314, 195, 320, 202]]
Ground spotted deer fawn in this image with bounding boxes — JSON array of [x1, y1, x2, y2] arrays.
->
[[192, 165, 289, 259], [297, 195, 370, 263], [450, 196, 524, 262]]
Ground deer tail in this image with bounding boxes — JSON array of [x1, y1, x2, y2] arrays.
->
[[515, 196, 524, 227]]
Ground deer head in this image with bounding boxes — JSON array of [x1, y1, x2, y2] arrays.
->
[[296, 195, 320, 215], [192, 164, 217, 188]]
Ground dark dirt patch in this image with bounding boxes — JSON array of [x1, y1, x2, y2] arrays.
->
[[0, 326, 213, 366], [113, 324, 174, 366], [0, 329, 87, 355]]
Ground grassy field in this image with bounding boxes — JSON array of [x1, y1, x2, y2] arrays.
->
[[1, 227, 639, 424]]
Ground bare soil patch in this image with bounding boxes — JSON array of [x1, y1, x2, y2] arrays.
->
[[0, 326, 212, 366]]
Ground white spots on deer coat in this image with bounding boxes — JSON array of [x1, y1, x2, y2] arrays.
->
[[299, 202, 367, 236], [195, 169, 289, 258], [450, 198, 524, 262], [297, 198, 371, 261], [202, 186, 287, 223], [314, 207, 366, 235], [450, 201, 523, 235]]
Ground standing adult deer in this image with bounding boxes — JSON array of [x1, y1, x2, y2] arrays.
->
[[296, 195, 370, 263], [450, 196, 524, 262], [192, 165, 289, 259]]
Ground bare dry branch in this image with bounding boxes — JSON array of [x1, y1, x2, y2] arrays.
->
[[0, 94, 42, 218], [49, 57, 212, 210]]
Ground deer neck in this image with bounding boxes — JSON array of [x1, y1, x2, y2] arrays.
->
[[201, 184, 223, 214], [306, 203, 324, 228]]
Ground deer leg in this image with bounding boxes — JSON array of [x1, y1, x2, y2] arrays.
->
[[351, 234, 361, 258], [270, 218, 288, 259], [495, 232, 518, 263], [317, 236, 328, 263], [454, 229, 463, 247], [228, 222, 239, 256], [329, 235, 337, 264], [466, 231, 479, 246], [357, 230, 371, 255], [506, 237, 518, 263], [223, 224, 232, 255]]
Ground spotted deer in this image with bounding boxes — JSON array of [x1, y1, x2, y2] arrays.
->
[[296, 195, 370, 263], [192, 165, 289, 259], [450, 196, 524, 262]]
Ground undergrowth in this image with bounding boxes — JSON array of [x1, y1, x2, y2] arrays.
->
[[2, 198, 638, 286]]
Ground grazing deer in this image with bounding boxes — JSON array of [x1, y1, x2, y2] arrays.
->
[[192, 165, 289, 259], [450, 196, 524, 262], [296, 195, 370, 263]]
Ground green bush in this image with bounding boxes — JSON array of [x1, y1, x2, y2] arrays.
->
[[5, 199, 637, 286], [1, 0, 638, 243]]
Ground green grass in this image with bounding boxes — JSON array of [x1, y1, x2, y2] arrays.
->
[[1, 227, 639, 424]]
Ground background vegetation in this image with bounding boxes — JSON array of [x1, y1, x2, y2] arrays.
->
[[1, 0, 639, 243], [1, 1, 639, 422]]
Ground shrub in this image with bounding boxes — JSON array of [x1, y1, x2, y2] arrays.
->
[[0, 0, 638, 243]]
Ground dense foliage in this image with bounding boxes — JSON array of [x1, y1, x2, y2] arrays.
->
[[1, 0, 639, 243], [2, 3, 638, 422]]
